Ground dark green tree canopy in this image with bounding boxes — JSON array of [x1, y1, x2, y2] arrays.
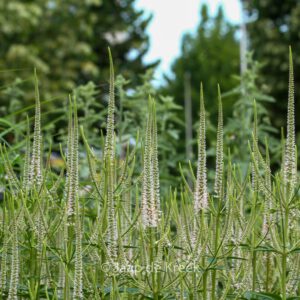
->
[[0, 0, 155, 100], [162, 4, 240, 162], [163, 5, 240, 125], [243, 0, 300, 132]]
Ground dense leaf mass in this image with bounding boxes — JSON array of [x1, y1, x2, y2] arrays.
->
[[0, 50, 299, 300]]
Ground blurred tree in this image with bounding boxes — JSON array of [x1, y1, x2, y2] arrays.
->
[[0, 0, 155, 105], [223, 53, 280, 172], [243, 0, 300, 133], [162, 5, 240, 161]]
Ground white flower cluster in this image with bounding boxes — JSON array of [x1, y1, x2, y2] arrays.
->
[[141, 98, 161, 228], [194, 84, 208, 212]]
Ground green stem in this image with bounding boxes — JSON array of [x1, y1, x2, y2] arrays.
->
[[29, 241, 37, 298], [211, 213, 220, 300], [111, 276, 118, 299], [282, 207, 289, 300], [201, 210, 207, 300], [64, 226, 73, 300], [265, 252, 270, 292], [193, 272, 198, 300], [149, 228, 158, 300], [100, 249, 106, 298], [64, 265, 70, 300], [282, 253, 287, 300], [252, 250, 257, 291], [202, 270, 207, 300]]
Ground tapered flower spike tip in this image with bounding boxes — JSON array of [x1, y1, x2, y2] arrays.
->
[[73, 97, 79, 191], [252, 100, 259, 192], [141, 99, 151, 227], [104, 47, 115, 162], [22, 115, 31, 191], [252, 100, 258, 152], [65, 97, 79, 219], [65, 97, 74, 217], [200, 82, 205, 115], [108, 47, 115, 98], [151, 97, 160, 217], [29, 69, 43, 188], [253, 100, 257, 138], [284, 46, 297, 189], [214, 84, 224, 199], [104, 53, 118, 257], [141, 96, 160, 228], [194, 82, 208, 212], [72, 97, 83, 299]]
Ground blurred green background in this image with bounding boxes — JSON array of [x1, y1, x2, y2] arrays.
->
[[0, 0, 300, 186]]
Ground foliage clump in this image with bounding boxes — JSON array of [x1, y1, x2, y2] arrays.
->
[[0, 49, 299, 300]]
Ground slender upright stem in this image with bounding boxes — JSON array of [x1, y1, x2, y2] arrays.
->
[[281, 207, 289, 300], [252, 250, 257, 291], [201, 211, 207, 300], [211, 213, 220, 300], [149, 228, 158, 300], [265, 252, 270, 291]]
